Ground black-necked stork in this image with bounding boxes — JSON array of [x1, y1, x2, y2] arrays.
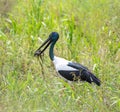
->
[[34, 32, 101, 86]]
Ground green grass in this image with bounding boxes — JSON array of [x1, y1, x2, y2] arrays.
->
[[0, 0, 120, 111]]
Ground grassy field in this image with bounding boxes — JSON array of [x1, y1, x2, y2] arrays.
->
[[0, 0, 120, 111]]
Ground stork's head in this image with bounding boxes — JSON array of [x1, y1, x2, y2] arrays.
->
[[49, 32, 59, 42], [34, 32, 59, 56]]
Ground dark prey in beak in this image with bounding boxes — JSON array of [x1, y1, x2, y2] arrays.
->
[[34, 36, 51, 56]]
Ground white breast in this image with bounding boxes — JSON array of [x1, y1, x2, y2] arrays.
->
[[53, 56, 77, 71]]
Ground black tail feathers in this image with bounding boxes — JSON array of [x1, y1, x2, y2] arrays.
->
[[81, 70, 101, 86]]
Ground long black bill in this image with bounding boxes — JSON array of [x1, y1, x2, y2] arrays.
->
[[34, 37, 51, 56]]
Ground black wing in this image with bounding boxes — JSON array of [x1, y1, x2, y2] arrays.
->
[[68, 62, 88, 71], [67, 62, 101, 86], [58, 70, 80, 81]]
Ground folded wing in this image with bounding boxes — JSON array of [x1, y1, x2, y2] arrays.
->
[[67, 62, 101, 86]]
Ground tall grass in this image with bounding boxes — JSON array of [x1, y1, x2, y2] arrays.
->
[[0, 0, 120, 111]]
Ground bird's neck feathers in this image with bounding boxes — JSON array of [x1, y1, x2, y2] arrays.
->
[[49, 41, 56, 61]]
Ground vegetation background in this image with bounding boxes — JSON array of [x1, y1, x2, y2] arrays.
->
[[0, 0, 120, 112]]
